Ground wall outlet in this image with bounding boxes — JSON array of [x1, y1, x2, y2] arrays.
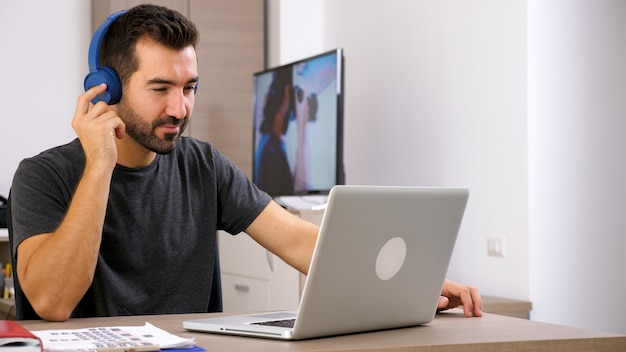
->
[[487, 237, 506, 257]]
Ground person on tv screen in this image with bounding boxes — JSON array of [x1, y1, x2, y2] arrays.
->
[[254, 67, 304, 196], [8, 4, 482, 321], [255, 55, 337, 196]]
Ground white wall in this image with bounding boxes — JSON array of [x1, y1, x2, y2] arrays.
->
[[271, 0, 626, 335], [528, 0, 626, 335], [271, 0, 529, 301], [0, 0, 90, 196], [323, 0, 529, 301]]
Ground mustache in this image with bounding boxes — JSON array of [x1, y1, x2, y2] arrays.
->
[[153, 116, 187, 127]]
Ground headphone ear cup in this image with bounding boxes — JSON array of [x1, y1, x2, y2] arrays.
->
[[84, 66, 122, 105]]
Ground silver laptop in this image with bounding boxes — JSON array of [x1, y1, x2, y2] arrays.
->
[[183, 185, 469, 340]]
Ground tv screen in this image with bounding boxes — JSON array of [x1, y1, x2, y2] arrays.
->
[[252, 49, 345, 197]]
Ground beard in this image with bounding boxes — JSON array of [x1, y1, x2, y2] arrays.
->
[[116, 98, 189, 154]]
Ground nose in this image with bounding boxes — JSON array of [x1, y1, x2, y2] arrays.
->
[[165, 89, 188, 120]]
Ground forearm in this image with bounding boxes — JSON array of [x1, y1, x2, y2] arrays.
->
[[18, 164, 112, 321], [276, 216, 318, 275], [246, 201, 319, 275]]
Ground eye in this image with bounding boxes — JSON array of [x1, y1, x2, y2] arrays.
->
[[152, 87, 168, 93], [184, 84, 198, 94]]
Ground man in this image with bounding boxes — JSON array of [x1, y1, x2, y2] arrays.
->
[[9, 4, 481, 322]]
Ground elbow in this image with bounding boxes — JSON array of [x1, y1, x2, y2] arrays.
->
[[18, 270, 91, 322], [32, 302, 73, 322], [38, 309, 72, 322], [27, 294, 74, 322]]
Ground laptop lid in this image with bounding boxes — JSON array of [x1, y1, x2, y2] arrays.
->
[[183, 185, 469, 340]]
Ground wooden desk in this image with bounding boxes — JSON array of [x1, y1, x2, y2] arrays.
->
[[481, 295, 532, 319], [19, 309, 626, 351]]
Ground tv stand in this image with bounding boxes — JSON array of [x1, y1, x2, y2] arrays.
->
[[274, 195, 328, 210]]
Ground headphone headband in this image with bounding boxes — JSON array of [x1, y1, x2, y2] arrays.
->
[[87, 10, 126, 71], [84, 10, 127, 104]]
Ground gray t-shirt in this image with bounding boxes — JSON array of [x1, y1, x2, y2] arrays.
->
[[10, 137, 271, 318]]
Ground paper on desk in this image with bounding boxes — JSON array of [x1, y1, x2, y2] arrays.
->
[[31, 322, 195, 352]]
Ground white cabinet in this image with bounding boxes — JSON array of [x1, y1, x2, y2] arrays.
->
[[220, 273, 269, 312], [218, 231, 301, 312], [217, 209, 325, 312]]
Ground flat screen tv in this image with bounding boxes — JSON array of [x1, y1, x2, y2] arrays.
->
[[252, 49, 345, 197]]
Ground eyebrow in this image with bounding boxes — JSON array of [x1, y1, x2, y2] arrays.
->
[[146, 77, 199, 86]]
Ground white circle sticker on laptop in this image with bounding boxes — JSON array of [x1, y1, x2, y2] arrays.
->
[[375, 237, 407, 280]]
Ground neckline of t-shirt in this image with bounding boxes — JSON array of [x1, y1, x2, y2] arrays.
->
[[114, 154, 162, 173]]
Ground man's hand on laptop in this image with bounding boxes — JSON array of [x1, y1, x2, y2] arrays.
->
[[437, 279, 483, 317]]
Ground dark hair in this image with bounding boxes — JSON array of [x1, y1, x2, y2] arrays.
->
[[100, 4, 199, 86], [260, 67, 293, 135]]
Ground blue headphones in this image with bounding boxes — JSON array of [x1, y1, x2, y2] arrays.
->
[[84, 10, 127, 105]]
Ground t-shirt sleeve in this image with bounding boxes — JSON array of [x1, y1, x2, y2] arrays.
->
[[211, 148, 272, 235], [9, 157, 76, 258]]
